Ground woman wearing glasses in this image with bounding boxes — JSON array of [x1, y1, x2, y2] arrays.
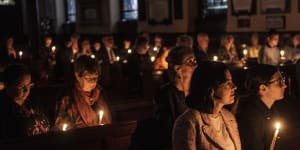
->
[[236, 64, 287, 150], [55, 55, 112, 130], [172, 61, 241, 150], [0, 64, 50, 140], [153, 46, 197, 149]]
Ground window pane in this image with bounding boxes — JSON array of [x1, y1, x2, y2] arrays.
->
[[123, 11, 138, 20], [123, 0, 138, 11], [0, 0, 15, 5]]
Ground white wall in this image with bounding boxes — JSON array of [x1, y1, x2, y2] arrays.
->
[[227, 0, 300, 32]]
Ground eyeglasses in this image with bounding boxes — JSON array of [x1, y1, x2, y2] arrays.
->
[[16, 82, 34, 92], [266, 77, 286, 87], [82, 76, 98, 83], [182, 57, 197, 67]]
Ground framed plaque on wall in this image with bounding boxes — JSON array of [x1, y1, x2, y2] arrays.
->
[[231, 0, 256, 15], [266, 16, 285, 29], [148, 0, 172, 25], [261, 0, 290, 13]]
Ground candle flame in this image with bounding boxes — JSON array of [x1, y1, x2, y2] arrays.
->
[[213, 56, 218, 61], [98, 110, 104, 125], [62, 123, 68, 131], [151, 56, 155, 62], [275, 122, 281, 130], [19, 51, 23, 56], [51, 46, 56, 52], [243, 49, 248, 55], [91, 54, 95, 59], [116, 56, 120, 61], [153, 47, 158, 51], [128, 49, 132, 54], [280, 50, 285, 57]]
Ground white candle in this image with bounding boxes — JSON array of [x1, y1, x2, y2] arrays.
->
[[51, 46, 56, 53], [98, 110, 104, 125], [91, 54, 96, 59], [213, 56, 218, 61], [151, 56, 155, 62], [62, 123, 68, 131], [18, 51, 23, 59], [270, 122, 281, 150], [127, 49, 132, 54]]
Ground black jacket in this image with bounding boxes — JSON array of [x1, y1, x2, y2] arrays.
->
[[236, 96, 281, 150]]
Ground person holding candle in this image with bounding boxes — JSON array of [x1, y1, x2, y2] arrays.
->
[[0, 64, 50, 140], [218, 34, 242, 66], [173, 61, 241, 150], [258, 30, 281, 66], [54, 55, 112, 130], [236, 64, 287, 150], [248, 33, 261, 59]]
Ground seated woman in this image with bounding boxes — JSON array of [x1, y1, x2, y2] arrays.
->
[[218, 34, 243, 66], [55, 55, 112, 130], [173, 61, 241, 150], [0, 64, 50, 140], [153, 46, 197, 149]]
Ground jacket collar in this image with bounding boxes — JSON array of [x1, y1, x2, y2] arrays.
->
[[200, 109, 241, 150]]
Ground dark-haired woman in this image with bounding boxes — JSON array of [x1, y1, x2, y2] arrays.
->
[[173, 61, 241, 150], [55, 55, 112, 130], [0, 64, 50, 140], [154, 46, 197, 149]]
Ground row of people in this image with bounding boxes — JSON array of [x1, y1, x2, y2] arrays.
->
[[0, 45, 290, 150], [154, 46, 288, 150], [0, 55, 112, 140]]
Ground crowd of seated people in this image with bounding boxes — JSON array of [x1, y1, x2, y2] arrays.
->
[[0, 31, 299, 150]]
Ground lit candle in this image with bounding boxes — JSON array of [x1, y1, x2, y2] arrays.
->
[[243, 66, 248, 70], [153, 46, 158, 51], [62, 123, 68, 131], [213, 56, 218, 61], [270, 122, 281, 150], [18, 51, 23, 59], [51, 46, 56, 53], [91, 54, 96, 59], [98, 110, 104, 125], [243, 49, 248, 57], [151, 56, 155, 62], [127, 49, 132, 54], [116, 56, 120, 61], [280, 50, 285, 57]]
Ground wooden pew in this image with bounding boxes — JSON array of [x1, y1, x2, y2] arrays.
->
[[0, 121, 137, 150]]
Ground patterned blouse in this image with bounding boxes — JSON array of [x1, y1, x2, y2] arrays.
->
[[0, 92, 50, 140]]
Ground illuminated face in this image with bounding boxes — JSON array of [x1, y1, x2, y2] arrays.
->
[[197, 35, 209, 50], [214, 70, 237, 105], [76, 72, 98, 92], [264, 71, 287, 101], [7, 74, 32, 104], [177, 54, 197, 79], [267, 35, 279, 47]]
